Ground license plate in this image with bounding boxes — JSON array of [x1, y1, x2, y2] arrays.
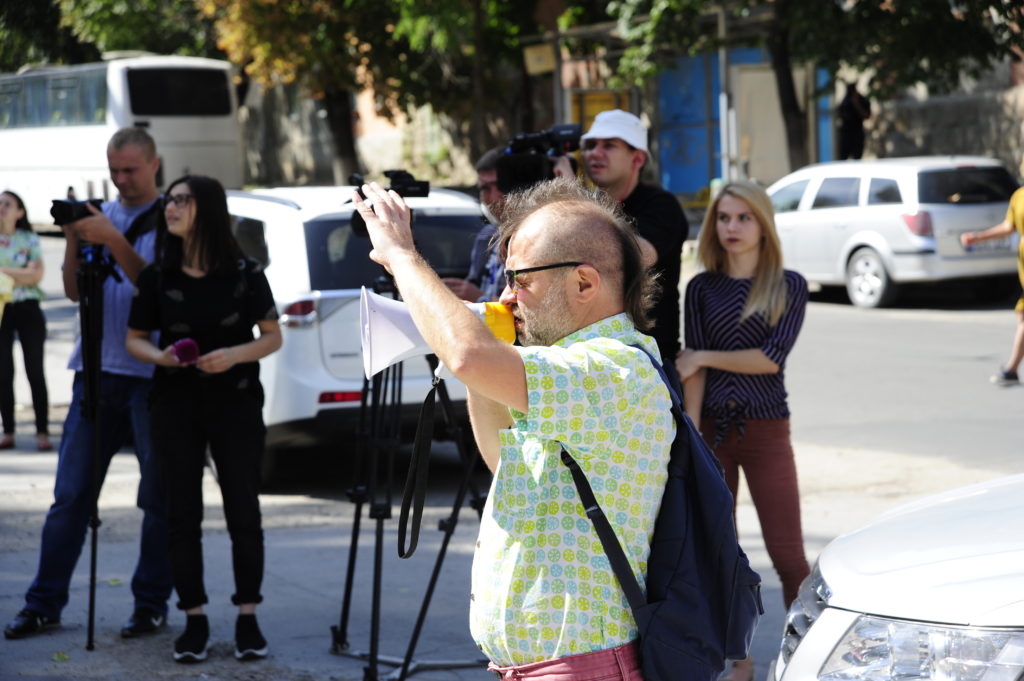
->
[[964, 235, 1013, 253]]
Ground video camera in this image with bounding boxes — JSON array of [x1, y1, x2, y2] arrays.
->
[[50, 199, 103, 226], [496, 123, 582, 194], [349, 169, 430, 238]]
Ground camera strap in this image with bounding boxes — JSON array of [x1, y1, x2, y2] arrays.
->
[[397, 375, 438, 559]]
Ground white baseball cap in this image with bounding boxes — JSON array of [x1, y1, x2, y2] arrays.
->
[[580, 109, 648, 154]]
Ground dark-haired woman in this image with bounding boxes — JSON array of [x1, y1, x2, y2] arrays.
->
[[126, 175, 281, 664], [0, 191, 50, 451]]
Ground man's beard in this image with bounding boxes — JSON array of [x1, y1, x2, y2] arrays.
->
[[517, 282, 576, 347]]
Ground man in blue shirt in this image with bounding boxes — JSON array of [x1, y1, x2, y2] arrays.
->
[[4, 127, 172, 640]]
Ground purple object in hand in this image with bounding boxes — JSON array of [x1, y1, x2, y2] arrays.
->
[[173, 338, 199, 365]]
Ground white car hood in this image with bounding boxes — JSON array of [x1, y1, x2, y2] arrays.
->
[[819, 474, 1024, 627]]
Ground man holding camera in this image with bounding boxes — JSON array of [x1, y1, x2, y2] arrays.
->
[[4, 127, 171, 640], [560, 109, 688, 364], [444, 146, 507, 303], [354, 177, 674, 679]]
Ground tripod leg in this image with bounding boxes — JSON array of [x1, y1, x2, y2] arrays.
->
[[332, 377, 375, 652], [393, 365, 488, 680]]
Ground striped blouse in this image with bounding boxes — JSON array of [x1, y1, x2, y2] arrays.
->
[[683, 270, 808, 445]]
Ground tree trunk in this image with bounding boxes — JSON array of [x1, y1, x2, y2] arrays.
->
[[766, 0, 809, 172], [322, 88, 360, 182]]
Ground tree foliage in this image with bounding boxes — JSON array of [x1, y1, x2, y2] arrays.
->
[[608, 0, 1023, 98], [0, 1, 99, 71], [197, 0, 540, 168], [58, 0, 221, 58], [582, 0, 1024, 168]]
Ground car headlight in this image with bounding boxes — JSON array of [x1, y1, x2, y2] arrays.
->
[[820, 616, 1024, 681]]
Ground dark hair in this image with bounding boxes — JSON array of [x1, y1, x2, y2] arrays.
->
[[108, 127, 157, 160], [1, 190, 31, 232], [475, 146, 505, 173], [497, 178, 658, 331], [159, 175, 242, 272]]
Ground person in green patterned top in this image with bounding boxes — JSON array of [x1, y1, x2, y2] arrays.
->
[[355, 177, 674, 680], [0, 191, 50, 451]]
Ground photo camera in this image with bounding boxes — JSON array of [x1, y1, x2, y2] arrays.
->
[[497, 123, 582, 194], [50, 198, 103, 226], [349, 170, 430, 238]]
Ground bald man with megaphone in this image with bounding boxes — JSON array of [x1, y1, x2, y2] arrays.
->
[[353, 177, 673, 681]]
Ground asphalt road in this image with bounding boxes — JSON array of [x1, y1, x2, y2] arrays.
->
[[0, 239, 1020, 680]]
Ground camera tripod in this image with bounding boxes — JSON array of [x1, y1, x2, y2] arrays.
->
[[330, 282, 488, 681], [78, 243, 117, 651]]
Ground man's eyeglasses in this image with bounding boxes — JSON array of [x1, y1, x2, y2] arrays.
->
[[164, 194, 193, 208], [477, 181, 498, 192], [504, 262, 582, 291]]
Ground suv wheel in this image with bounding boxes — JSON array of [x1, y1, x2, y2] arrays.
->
[[846, 248, 897, 308]]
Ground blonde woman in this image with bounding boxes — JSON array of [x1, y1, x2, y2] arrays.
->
[[676, 180, 809, 681]]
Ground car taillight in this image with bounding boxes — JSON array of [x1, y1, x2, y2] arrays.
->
[[281, 299, 317, 328], [901, 210, 933, 237], [319, 391, 363, 403]]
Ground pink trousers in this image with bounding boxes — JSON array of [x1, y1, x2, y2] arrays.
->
[[701, 417, 810, 606], [488, 641, 643, 680]]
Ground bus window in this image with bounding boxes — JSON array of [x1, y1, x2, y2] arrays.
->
[[48, 76, 79, 125], [0, 81, 21, 128], [127, 68, 232, 116]]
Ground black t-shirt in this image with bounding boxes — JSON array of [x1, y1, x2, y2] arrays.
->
[[128, 258, 278, 391], [621, 182, 688, 358]]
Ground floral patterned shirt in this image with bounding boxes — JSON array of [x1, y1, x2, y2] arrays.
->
[[0, 230, 43, 302], [469, 313, 675, 666]]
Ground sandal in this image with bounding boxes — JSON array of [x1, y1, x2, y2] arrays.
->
[[36, 435, 53, 452]]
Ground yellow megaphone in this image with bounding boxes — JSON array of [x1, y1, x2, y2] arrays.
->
[[360, 286, 515, 379]]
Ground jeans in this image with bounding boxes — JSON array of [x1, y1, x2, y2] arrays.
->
[[701, 417, 810, 607], [0, 299, 49, 435], [24, 372, 172, 619], [151, 380, 266, 610]]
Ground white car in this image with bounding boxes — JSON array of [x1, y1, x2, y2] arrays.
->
[[767, 157, 1020, 307], [226, 186, 485, 474], [771, 473, 1024, 681]]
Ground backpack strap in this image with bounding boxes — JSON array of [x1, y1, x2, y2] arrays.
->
[[559, 447, 646, 614], [559, 343, 681, 619]]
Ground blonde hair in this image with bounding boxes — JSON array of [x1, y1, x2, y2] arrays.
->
[[697, 180, 787, 326]]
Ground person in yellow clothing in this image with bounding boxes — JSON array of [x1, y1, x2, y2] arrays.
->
[[961, 185, 1024, 386]]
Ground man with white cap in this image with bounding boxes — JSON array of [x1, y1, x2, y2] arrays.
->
[[576, 109, 688, 364]]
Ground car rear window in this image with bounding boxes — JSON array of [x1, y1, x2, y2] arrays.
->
[[918, 167, 1018, 204], [303, 213, 483, 290]]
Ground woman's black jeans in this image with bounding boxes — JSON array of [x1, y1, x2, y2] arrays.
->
[[150, 381, 266, 610], [0, 299, 49, 435]]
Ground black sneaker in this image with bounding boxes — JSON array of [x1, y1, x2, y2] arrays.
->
[[173, 614, 209, 663], [234, 614, 268, 661], [4, 608, 60, 639], [991, 367, 1019, 386], [121, 606, 167, 638]]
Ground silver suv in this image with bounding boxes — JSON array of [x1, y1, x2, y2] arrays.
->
[[226, 186, 485, 474], [767, 157, 1019, 307]]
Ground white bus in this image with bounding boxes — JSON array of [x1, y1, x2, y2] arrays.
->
[[0, 54, 243, 226]]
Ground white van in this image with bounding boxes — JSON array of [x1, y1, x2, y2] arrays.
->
[[772, 474, 1024, 681]]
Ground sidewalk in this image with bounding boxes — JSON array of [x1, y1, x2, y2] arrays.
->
[[1, 431, 1011, 681]]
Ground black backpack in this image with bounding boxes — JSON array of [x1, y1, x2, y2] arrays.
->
[[560, 345, 763, 681]]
